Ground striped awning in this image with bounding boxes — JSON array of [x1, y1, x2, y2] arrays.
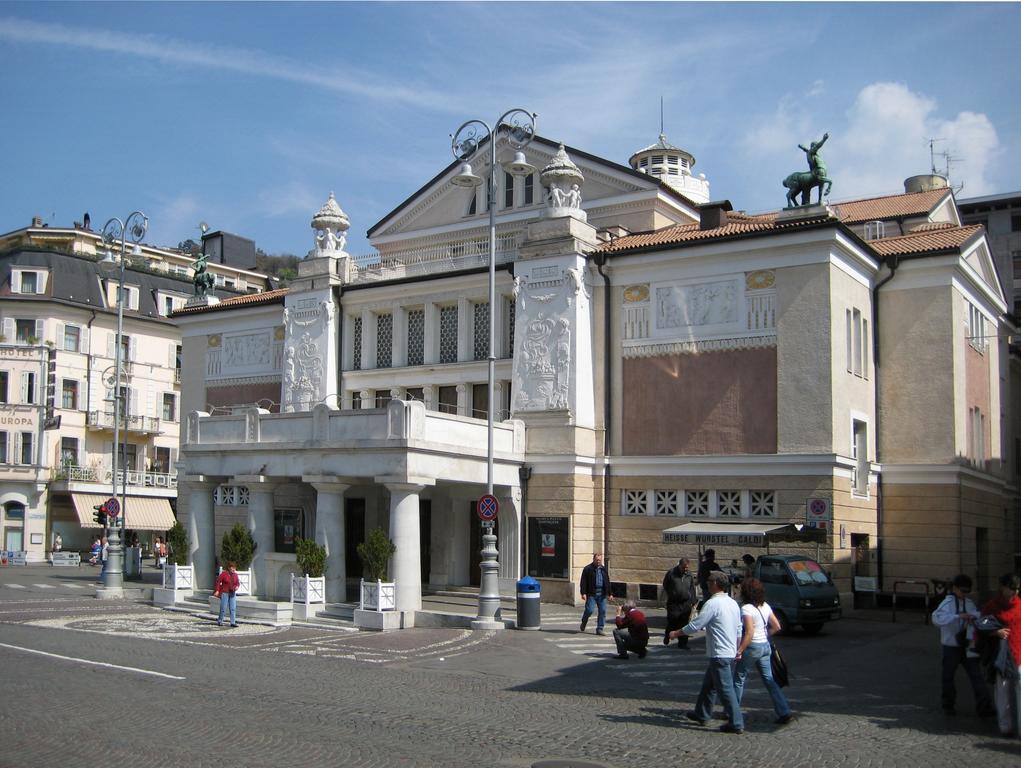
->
[[71, 493, 176, 532]]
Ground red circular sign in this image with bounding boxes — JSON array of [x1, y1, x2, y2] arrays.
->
[[105, 497, 121, 517], [477, 494, 499, 521]]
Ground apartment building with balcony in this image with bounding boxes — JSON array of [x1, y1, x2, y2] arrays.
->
[[0, 220, 272, 561]]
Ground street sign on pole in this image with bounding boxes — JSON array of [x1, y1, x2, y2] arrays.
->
[[105, 497, 121, 518], [477, 494, 499, 521]]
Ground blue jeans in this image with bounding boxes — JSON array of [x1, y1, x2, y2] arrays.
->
[[694, 658, 743, 729], [218, 592, 237, 625], [735, 642, 791, 718], [582, 594, 607, 630]]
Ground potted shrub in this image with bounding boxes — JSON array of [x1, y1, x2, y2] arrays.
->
[[220, 523, 254, 596], [162, 521, 192, 594], [357, 527, 396, 612], [291, 537, 327, 619]]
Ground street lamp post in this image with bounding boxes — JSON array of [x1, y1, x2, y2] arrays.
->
[[97, 211, 148, 597], [450, 109, 536, 627]]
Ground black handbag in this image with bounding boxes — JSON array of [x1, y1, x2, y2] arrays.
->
[[770, 642, 790, 688]]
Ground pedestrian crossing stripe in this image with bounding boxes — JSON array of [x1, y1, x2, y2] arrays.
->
[[34, 584, 56, 589], [5, 584, 26, 589]]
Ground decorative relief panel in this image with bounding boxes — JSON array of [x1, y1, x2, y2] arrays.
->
[[656, 280, 738, 331], [223, 333, 271, 368], [282, 296, 332, 412]]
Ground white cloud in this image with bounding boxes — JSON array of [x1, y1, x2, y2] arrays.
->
[[0, 16, 455, 112]]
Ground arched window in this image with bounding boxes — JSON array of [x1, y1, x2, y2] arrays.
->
[[3, 501, 25, 520]]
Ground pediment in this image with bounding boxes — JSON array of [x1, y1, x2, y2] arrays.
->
[[369, 135, 663, 241], [962, 237, 1006, 305]]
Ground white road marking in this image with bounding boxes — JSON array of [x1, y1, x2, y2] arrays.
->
[[61, 583, 83, 589], [0, 641, 186, 680], [33, 584, 56, 589], [5, 584, 26, 589]]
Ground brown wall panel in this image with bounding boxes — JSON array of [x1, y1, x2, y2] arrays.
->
[[205, 382, 282, 413], [621, 348, 777, 455]]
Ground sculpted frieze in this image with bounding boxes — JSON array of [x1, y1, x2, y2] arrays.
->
[[656, 279, 738, 331]]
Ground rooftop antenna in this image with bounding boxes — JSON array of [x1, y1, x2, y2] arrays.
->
[[660, 95, 665, 136], [928, 137, 946, 175], [943, 150, 965, 195]]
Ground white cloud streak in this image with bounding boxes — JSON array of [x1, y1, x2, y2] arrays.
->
[[0, 16, 458, 112]]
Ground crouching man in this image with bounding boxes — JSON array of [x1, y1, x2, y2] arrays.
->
[[613, 600, 649, 659]]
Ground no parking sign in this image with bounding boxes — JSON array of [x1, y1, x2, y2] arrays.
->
[[806, 497, 831, 530]]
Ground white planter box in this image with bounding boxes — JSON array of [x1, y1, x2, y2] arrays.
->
[[291, 574, 326, 620], [163, 564, 194, 591], [360, 579, 396, 612]]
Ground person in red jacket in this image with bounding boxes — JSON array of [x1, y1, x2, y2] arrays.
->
[[613, 600, 649, 659], [983, 573, 1021, 736], [213, 561, 240, 628]]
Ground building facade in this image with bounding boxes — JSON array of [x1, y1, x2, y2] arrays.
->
[[0, 221, 272, 561], [174, 132, 1018, 619]]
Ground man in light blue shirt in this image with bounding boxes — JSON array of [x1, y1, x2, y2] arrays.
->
[[669, 570, 744, 733]]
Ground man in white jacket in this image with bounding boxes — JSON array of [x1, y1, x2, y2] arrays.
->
[[931, 573, 993, 716]]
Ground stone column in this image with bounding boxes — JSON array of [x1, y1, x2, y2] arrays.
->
[[383, 480, 426, 613], [309, 478, 349, 603], [241, 477, 276, 598], [498, 486, 523, 588], [184, 478, 217, 590]]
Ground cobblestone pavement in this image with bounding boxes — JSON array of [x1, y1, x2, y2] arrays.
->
[[1, 567, 1019, 768]]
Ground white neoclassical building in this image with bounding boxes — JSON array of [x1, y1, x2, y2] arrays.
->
[[174, 132, 1019, 625]]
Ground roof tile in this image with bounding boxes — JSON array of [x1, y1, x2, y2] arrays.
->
[[172, 287, 289, 316], [867, 224, 982, 257], [830, 188, 950, 224]]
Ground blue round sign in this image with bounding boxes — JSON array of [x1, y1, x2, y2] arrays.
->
[[477, 494, 499, 521], [105, 497, 120, 517]]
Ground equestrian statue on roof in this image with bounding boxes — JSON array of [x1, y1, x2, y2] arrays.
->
[[783, 132, 832, 207]]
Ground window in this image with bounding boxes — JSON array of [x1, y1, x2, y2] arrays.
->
[[968, 303, 986, 351], [439, 306, 458, 363], [351, 391, 362, 410], [523, 174, 534, 205], [60, 437, 78, 467], [438, 385, 457, 415], [374, 389, 392, 408], [852, 308, 863, 376], [162, 393, 177, 422], [19, 432, 33, 465], [112, 284, 139, 311], [852, 419, 868, 495], [407, 309, 424, 367], [0, 371, 7, 403], [274, 508, 304, 553], [63, 325, 80, 352], [405, 387, 424, 402], [61, 379, 78, 410], [623, 490, 647, 515], [15, 319, 35, 343], [750, 491, 776, 518], [153, 446, 172, 473], [718, 490, 742, 517], [1012, 214, 1021, 232], [376, 312, 393, 368], [685, 490, 709, 517], [352, 316, 362, 370], [0, 432, 7, 463], [504, 171, 514, 209], [20, 272, 37, 294], [970, 407, 986, 466], [847, 307, 867, 376], [471, 383, 488, 420], [22, 372, 36, 404], [120, 335, 131, 363], [655, 490, 679, 516], [473, 301, 489, 360]]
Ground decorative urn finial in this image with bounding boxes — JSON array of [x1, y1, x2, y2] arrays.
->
[[540, 144, 586, 222], [310, 192, 351, 254]]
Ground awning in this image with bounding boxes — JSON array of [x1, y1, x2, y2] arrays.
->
[[71, 493, 176, 532], [661, 521, 824, 547]]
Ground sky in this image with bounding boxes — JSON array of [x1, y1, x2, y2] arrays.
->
[[1, 2, 1019, 258]]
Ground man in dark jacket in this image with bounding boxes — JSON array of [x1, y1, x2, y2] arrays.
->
[[662, 558, 697, 648], [580, 552, 610, 635], [613, 600, 649, 659], [698, 549, 720, 601]]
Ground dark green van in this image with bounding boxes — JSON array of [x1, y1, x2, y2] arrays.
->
[[753, 554, 841, 634]]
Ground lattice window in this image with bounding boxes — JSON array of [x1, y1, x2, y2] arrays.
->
[[352, 316, 362, 371], [376, 312, 393, 368], [655, 490, 679, 516], [439, 305, 457, 363], [686, 490, 709, 517], [623, 490, 647, 516], [507, 297, 515, 358], [473, 301, 490, 361], [750, 491, 775, 518], [718, 490, 742, 517], [213, 486, 222, 505], [407, 309, 424, 367]]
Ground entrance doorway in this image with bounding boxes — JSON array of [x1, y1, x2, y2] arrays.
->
[[345, 498, 366, 601], [420, 500, 431, 585], [468, 501, 498, 587]]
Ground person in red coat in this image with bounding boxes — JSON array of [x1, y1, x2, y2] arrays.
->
[[613, 600, 649, 659], [213, 561, 241, 628], [983, 573, 1021, 736]]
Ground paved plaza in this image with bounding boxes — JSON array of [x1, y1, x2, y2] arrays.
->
[[0, 566, 1018, 768]]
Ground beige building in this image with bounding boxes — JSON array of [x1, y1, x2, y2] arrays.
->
[[173, 132, 1018, 621], [0, 220, 272, 561]]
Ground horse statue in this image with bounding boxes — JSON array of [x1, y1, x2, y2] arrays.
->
[[783, 132, 832, 207], [192, 252, 216, 297]]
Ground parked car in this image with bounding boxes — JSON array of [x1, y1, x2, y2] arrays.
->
[[753, 554, 841, 634]]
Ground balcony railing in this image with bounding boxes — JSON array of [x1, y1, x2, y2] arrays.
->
[[53, 464, 178, 488], [86, 410, 161, 433], [350, 232, 520, 284], [174, 368, 182, 384]]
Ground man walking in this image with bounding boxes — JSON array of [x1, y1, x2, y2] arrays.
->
[[580, 553, 610, 635], [662, 558, 698, 649], [668, 571, 745, 734], [931, 573, 993, 716], [613, 600, 649, 659], [697, 548, 720, 601]]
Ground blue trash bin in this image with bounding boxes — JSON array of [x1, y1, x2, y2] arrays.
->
[[516, 576, 541, 630]]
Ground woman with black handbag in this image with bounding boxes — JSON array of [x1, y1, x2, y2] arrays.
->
[[734, 577, 794, 725]]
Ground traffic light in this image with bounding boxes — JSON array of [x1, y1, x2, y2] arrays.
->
[[93, 504, 107, 527]]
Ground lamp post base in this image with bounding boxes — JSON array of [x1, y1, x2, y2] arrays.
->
[[95, 586, 125, 600]]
